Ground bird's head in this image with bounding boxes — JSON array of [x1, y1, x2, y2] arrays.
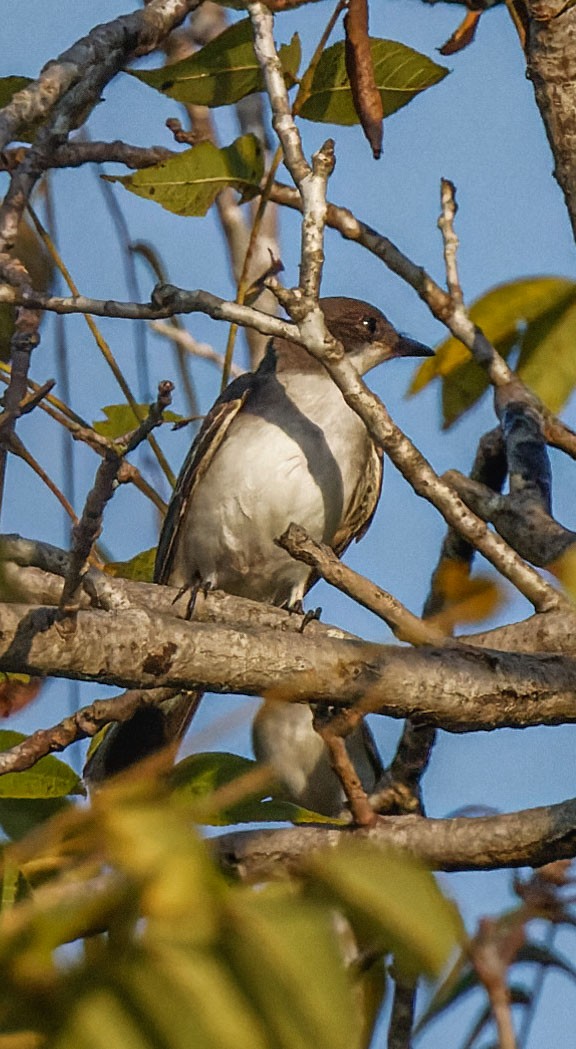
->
[[320, 296, 433, 375]]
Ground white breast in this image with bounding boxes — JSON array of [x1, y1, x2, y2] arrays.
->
[[173, 370, 372, 606]]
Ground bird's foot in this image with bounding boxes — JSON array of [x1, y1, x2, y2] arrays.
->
[[286, 600, 322, 633], [300, 606, 322, 632], [172, 578, 213, 620]]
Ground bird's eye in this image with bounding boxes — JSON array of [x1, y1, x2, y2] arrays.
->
[[362, 315, 378, 335]]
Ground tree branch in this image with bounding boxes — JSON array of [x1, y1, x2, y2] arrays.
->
[[0, 0, 199, 153], [278, 523, 448, 646], [524, 1, 576, 244], [214, 795, 576, 877], [266, 283, 562, 613], [58, 381, 174, 613], [270, 179, 576, 464], [2, 283, 300, 336], [2, 600, 576, 733]]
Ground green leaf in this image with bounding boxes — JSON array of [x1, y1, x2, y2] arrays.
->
[[0, 796, 70, 841], [105, 547, 157, 583], [110, 945, 269, 1049], [410, 276, 576, 427], [305, 842, 463, 980], [0, 76, 38, 144], [221, 797, 344, 825], [54, 986, 153, 1049], [0, 75, 31, 109], [298, 39, 448, 125], [103, 134, 265, 217], [0, 731, 84, 799], [1, 857, 24, 909], [171, 752, 344, 825], [171, 751, 258, 797], [83, 722, 113, 766], [226, 886, 362, 1049], [130, 18, 301, 107], [517, 296, 576, 412], [92, 403, 182, 439], [103, 795, 223, 939]]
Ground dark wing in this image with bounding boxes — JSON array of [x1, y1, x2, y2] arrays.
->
[[332, 440, 384, 558], [300, 440, 383, 600], [154, 371, 254, 584]]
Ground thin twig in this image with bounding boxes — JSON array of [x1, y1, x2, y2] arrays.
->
[[220, 148, 283, 389], [3, 431, 79, 528], [248, 1, 310, 186], [0, 378, 55, 431], [26, 204, 176, 487], [387, 980, 417, 1049], [134, 242, 199, 416], [151, 321, 244, 378], [96, 155, 152, 402], [220, 0, 347, 383], [471, 918, 521, 1049], [59, 381, 174, 613], [313, 710, 377, 827], [278, 523, 448, 646], [5, 283, 301, 338], [0, 309, 41, 516], [0, 687, 178, 774], [0, 369, 167, 514], [438, 178, 463, 305]]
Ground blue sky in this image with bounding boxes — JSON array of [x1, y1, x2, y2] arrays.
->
[[2, 2, 576, 1044]]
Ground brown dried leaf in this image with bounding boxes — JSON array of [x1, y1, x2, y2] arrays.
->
[[550, 545, 576, 600], [344, 0, 383, 159], [0, 673, 42, 717], [428, 561, 502, 632], [439, 10, 482, 56]]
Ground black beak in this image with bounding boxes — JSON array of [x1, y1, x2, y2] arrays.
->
[[394, 334, 434, 359]]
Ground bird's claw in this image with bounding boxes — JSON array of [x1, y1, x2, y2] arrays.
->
[[297, 606, 322, 633], [172, 578, 213, 620]]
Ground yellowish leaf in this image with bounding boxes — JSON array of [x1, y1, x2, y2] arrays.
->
[[549, 546, 576, 603], [409, 277, 576, 427], [429, 561, 502, 631], [105, 548, 156, 582]]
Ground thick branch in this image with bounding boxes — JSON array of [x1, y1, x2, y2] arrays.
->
[[445, 468, 576, 567], [525, 2, 576, 244], [4, 534, 576, 656], [2, 602, 576, 732], [214, 795, 576, 877]]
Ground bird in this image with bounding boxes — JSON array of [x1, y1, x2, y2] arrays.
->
[[85, 296, 432, 814]]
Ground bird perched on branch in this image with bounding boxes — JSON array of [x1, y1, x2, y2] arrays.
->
[[86, 297, 431, 815]]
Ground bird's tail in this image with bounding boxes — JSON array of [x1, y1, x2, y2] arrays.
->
[[83, 688, 203, 784]]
